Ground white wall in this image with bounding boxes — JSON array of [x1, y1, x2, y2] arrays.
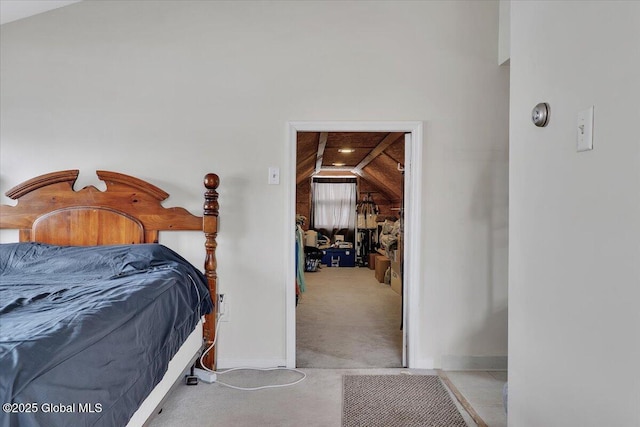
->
[[509, 1, 640, 426], [0, 1, 509, 368], [498, 0, 510, 65]]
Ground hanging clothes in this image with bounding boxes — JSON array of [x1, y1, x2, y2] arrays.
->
[[295, 217, 307, 293]]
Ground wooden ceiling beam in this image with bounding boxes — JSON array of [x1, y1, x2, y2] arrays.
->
[[317, 166, 355, 172], [353, 169, 400, 202], [314, 132, 328, 175], [298, 150, 318, 167], [353, 132, 404, 173], [296, 164, 316, 185], [379, 151, 404, 169], [296, 151, 320, 185]]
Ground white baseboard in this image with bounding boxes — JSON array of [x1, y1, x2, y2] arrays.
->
[[216, 358, 288, 369], [217, 356, 506, 371], [441, 355, 508, 371], [413, 358, 436, 369]]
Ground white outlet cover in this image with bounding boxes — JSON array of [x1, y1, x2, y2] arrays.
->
[[577, 106, 594, 152]]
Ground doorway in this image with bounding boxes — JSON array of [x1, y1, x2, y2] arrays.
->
[[285, 121, 423, 369]]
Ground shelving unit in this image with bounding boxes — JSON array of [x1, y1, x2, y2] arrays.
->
[[356, 193, 379, 267]]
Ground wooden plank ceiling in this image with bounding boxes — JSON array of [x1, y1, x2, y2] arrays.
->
[[296, 132, 405, 203]]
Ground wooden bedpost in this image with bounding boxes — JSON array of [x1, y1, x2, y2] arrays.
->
[[202, 173, 219, 370]]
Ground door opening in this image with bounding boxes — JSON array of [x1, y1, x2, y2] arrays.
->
[[286, 121, 423, 369]]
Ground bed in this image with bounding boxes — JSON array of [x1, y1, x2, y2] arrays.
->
[[0, 170, 220, 427]]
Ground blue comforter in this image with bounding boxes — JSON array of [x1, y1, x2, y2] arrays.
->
[[0, 243, 213, 427]]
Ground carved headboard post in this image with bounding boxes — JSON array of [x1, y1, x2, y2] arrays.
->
[[202, 173, 219, 370]]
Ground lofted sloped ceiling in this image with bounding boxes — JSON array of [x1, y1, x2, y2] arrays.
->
[[296, 132, 405, 204], [0, 1, 82, 25]]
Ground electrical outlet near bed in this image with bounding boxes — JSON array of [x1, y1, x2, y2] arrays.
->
[[218, 294, 229, 322]]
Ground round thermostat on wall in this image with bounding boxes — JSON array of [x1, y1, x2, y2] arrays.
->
[[532, 102, 550, 127]]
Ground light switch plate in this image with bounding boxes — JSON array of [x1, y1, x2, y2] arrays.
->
[[577, 106, 594, 152], [268, 167, 280, 185]]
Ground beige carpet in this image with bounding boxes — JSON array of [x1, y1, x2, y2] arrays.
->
[[342, 375, 469, 427], [148, 368, 478, 427], [296, 266, 402, 368]]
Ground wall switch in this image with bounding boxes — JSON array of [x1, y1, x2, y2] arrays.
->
[[268, 167, 280, 185], [577, 106, 594, 152]]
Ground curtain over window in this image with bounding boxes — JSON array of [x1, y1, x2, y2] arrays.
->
[[312, 181, 357, 231]]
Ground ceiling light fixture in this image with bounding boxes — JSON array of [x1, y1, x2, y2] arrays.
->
[[332, 162, 346, 167], [338, 148, 355, 153]]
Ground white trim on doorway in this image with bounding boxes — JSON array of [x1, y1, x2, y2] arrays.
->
[[285, 121, 423, 369]]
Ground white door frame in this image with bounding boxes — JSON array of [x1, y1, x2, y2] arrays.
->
[[285, 121, 423, 368]]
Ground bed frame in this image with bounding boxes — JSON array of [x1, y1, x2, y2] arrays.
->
[[0, 169, 219, 367]]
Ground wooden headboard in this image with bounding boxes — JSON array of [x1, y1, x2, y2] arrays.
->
[[0, 169, 220, 369]]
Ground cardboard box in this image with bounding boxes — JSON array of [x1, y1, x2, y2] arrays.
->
[[391, 260, 401, 275], [368, 253, 377, 270], [375, 256, 390, 283], [390, 267, 402, 295]]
